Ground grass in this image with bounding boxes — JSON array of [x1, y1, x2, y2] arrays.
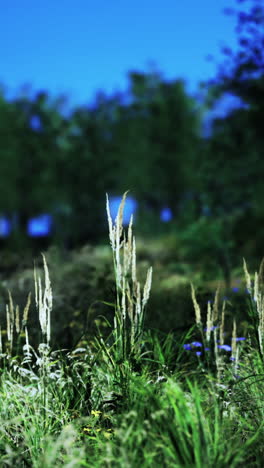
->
[[0, 192, 264, 466]]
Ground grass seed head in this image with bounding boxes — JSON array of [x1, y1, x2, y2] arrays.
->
[[212, 283, 220, 323], [232, 318, 237, 359], [219, 300, 226, 346], [22, 292, 31, 325], [243, 258, 252, 295], [142, 267, 153, 311], [34, 254, 52, 345], [191, 283, 201, 325], [15, 305, 20, 334], [206, 300, 212, 342]]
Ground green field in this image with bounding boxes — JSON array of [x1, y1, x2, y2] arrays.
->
[[0, 193, 263, 468]]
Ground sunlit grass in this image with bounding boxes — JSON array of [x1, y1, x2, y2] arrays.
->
[[0, 193, 263, 466]]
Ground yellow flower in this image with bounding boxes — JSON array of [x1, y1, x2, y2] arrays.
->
[[83, 426, 92, 433], [103, 429, 114, 439], [91, 410, 102, 417]]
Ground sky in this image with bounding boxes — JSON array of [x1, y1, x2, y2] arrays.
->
[[0, 0, 240, 112]]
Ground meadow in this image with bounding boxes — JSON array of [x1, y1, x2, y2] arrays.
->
[[0, 192, 263, 467]]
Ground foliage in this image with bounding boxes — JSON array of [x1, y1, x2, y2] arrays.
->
[[196, 0, 264, 265], [0, 195, 264, 466]]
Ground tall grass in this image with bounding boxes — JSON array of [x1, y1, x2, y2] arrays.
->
[[105, 191, 152, 363], [0, 193, 263, 466]]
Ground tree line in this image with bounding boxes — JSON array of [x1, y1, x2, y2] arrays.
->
[[0, 0, 263, 271]]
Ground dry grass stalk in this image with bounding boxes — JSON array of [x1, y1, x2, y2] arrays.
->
[[6, 303, 11, 343], [34, 254, 53, 345], [219, 300, 226, 347], [6, 300, 14, 353], [106, 191, 129, 291], [213, 326, 221, 381], [25, 326, 30, 355], [258, 257, 264, 292], [190, 283, 201, 325], [243, 258, 252, 295], [15, 305, 20, 334], [132, 237, 137, 283], [243, 259, 264, 359], [231, 318, 237, 361], [212, 283, 221, 323], [8, 290, 14, 327], [3, 290, 31, 355], [142, 267, 153, 311], [254, 271, 259, 304], [206, 300, 212, 343], [23, 292, 31, 326]]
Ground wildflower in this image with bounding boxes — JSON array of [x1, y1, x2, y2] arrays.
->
[[183, 344, 192, 350], [232, 287, 239, 293], [235, 337, 246, 341], [196, 351, 202, 356], [91, 410, 102, 417], [218, 344, 232, 352], [204, 347, 210, 351], [103, 429, 115, 439], [191, 341, 203, 347], [83, 426, 92, 433]]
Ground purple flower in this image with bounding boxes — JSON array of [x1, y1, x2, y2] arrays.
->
[[196, 351, 202, 357], [218, 344, 232, 352], [235, 337, 246, 341], [204, 347, 210, 351], [191, 341, 203, 347], [183, 344, 192, 350], [232, 287, 239, 293]]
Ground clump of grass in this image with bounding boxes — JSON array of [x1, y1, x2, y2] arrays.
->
[[189, 281, 239, 381], [1, 193, 264, 466], [243, 257, 264, 360], [105, 191, 152, 364]]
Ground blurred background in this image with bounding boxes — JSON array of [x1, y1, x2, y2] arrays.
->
[[0, 0, 263, 348]]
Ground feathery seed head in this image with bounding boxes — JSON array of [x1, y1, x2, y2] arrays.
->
[[15, 305, 20, 334], [142, 266, 152, 311], [106, 193, 115, 249], [243, 258, 252, 295], [212, 283, 220, 323], [191, 283, 201, 325], [254, 271, 259, 305], [206, 300, 212, 342], [23, 292, 31, 325], [219, 299, 226, 346], [232, 318, 237, 360], [35, 254, 52, 345]]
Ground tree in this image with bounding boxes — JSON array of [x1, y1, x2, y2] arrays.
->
[[198, 0, 264, 266], [110, 71, 202, 225]]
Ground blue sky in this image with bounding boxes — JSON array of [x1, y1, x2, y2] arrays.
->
[[1, 0, 240, 111]]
